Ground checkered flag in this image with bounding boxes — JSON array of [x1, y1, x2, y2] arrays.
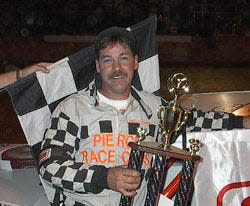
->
[[4, 16, 159, 162]]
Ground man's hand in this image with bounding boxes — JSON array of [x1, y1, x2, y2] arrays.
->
[[21, 62, 51, 78], [107, 165, 141, 197], [243, 116, 250, 128]]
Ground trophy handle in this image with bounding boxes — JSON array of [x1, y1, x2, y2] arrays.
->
[[157, 106, 165, 122], [175, 110, 189, 132], [157, 106, 165, 134], [157, 106, 171, 149]]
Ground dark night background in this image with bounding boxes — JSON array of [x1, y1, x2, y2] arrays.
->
[[0, 0, 249, 36]]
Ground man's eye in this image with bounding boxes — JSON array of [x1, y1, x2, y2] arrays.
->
[[120, 56, 129, 62], [103, 58, 113, 64]]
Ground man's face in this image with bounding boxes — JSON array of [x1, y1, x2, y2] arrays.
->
[[96, 43, 138, 100]]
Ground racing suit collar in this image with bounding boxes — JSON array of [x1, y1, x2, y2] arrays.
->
[[87, 79, 152, 119]]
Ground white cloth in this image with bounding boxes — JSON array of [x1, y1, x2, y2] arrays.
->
[[188, 129, 250, 206]]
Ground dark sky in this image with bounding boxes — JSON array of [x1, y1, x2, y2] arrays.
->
[[0, 1, 249, 36]]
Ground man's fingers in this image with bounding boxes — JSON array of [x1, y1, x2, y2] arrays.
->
[[37, 62, 52, 67], [120, 188, 137, 197], [122, 168, 141, 178], [124, 182, 140, 191], [36, 62, 52, 73], [122, 175, 140, 185], [107, 166, 141, 196]]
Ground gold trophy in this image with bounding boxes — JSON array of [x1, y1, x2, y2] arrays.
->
[[120, 73, 201, 206], [157, 73, 190, 150]]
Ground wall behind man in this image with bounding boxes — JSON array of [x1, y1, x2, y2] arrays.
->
[[1, 34, 250, 95]]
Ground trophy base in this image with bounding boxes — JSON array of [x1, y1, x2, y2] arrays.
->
[[128, 142, 200, 161]]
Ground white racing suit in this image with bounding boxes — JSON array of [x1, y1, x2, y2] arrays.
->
[[39, 82, 243, 206]]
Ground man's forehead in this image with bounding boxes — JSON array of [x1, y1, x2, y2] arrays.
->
[[99, 43, 132, 55], [103, 42, 130, 50]]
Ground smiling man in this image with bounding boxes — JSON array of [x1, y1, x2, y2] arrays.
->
[[95, 27, 139, 100], [39, 27, 250, 206]]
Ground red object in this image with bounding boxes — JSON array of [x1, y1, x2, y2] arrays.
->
[[161, 172, 182, 199], [217, 181, 250, 206]]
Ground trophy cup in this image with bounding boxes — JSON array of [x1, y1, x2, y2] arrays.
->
[[157, 73, 190, 150], [119, 73, 201, 206]]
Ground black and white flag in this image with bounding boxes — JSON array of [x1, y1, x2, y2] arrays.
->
[[3, 16, 160, 160]]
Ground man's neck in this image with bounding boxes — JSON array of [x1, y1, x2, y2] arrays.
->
[[97, 91, 130, 110], [98, 89, 130, 100]]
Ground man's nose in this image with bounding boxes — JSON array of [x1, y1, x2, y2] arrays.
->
[[112, 59, 122, 70]]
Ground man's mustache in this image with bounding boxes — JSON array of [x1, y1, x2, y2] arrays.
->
[[109, 70, 128, 79]]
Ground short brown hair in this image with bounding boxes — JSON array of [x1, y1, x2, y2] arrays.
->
[[95, 27, 137, 59]]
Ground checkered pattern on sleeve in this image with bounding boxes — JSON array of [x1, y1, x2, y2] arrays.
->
[[40, 111, 90, 193], [42, 112, 79, 153], [187, 109, 231, 132], [40, 161, 94, 193]]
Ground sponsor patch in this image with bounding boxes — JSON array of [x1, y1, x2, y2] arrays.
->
[[39, 148, 51, 165]]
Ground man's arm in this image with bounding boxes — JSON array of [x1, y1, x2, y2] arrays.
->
[[0, 62, 51, 89], [39, 103, 108, 194]]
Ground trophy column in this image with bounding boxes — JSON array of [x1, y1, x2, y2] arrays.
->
[[119, 140, 200, 206], [119, 148, 145, 206]]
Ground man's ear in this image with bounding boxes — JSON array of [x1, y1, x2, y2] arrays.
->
[[134, 55, 139, 70], [96, 60, 100, 73]]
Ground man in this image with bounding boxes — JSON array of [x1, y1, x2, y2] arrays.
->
[[39, 27, 250, 206], [0, 62, 51, 89]]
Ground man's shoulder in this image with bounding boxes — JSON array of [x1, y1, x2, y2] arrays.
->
[[135, 89, 161, 105], [136, 89, 160, 98], [56, 89, 90, 108]]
